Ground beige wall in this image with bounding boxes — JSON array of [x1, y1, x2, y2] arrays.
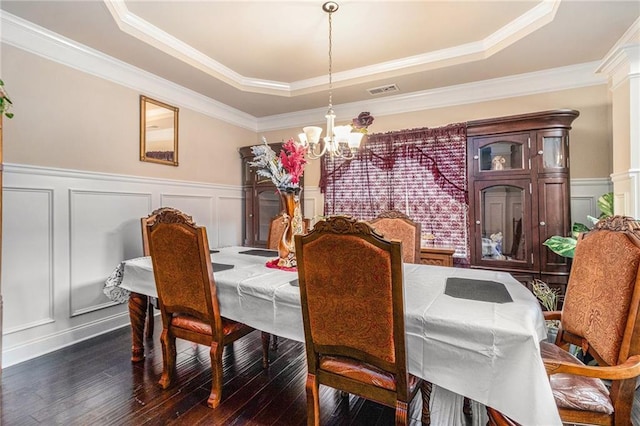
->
[[263, 85, 613, 188], [2, 46, 255, 186], [4, 44, 612, 188]]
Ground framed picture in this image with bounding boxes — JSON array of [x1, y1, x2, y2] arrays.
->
[[140, 95, 179, 166]]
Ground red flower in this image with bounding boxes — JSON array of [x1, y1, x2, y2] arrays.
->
[[279, 138, 307, 185]]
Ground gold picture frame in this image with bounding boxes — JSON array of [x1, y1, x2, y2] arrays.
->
[[140, 95, 179, 166]]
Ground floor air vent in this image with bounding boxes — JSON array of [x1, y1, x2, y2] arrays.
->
[[367, 84, 399, 96]]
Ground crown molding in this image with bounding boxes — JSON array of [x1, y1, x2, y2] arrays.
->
[[0, 10, 258, 131], [257, 61, 606, 131], [103, 0, 560, 96], [0, 10, 607, 134], [596, 17, 640, 89]]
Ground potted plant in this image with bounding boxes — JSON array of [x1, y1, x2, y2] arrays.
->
[[543, 192, 614, 258], [0, 79, 14, 119], [531, 279, 561, 342]]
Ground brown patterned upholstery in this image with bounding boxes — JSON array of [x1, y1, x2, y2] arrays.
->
[[295, 216, 423, 426], [369, 210, 421, 264], [146, 208, 269, 409], [487, 216, 640, 426], [267, 213, 311, 250], [267, 212, 287, 250], [140, 208, 180, 338]]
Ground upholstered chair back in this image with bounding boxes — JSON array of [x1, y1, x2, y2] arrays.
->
[[296, 217, 402, 365], [369, 210, 421, 264], [561, 217, 640, 366], [267, 213, 311, 250], [267, 213, 287, 250], [146, 208, 218, 330]]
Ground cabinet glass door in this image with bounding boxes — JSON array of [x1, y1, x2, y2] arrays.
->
[[472, 133, 529, 175], [537, 130, 567, 171], [474, 179, 532, 269]]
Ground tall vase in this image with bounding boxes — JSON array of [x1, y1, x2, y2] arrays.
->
[[277, 187, 303, 268]]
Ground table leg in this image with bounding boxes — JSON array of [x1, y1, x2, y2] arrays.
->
[[129, 291, 148, 362], [421, 381, 432, 425]]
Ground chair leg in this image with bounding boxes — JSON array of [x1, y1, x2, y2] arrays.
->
[[145, 297, 154, 338], [306, 373, 320, 426], [207, 341, 224, 409], [395, 400, 409, 426], [421, 381, 432, 425], [158, 329, 176, 389], [271, 335, 279, 350], [260, 332, 270, 368]]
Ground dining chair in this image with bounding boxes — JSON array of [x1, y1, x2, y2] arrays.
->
[[369, 210, 471, 421], [267, 212, 287, 250], [267, 212, 311, 250], [369, 210, 421, 264], [294, 215, 424, 425], [140, 207, 176, 339], [487, 215, 640, 426], [145, 207, 270, 409]]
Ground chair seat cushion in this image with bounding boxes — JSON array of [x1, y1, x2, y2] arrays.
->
[[541, 341, 613, 414], [171, 314, 249, 337], [319, 355, 419, 393]]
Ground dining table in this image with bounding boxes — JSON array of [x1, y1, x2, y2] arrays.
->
[[104, 245, 561, 425]]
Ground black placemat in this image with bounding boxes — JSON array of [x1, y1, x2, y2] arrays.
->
[[238, 249, 278, 257], [445, 277, 513, 303], [212, 263, 234, 273]]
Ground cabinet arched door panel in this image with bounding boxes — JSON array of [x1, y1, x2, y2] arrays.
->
[[471, 179, 534, 271], [469, 132, 531, 177]]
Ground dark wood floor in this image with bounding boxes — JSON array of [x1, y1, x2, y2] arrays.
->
[[2, 318, 640, 425], [0, 318, 438, 426]]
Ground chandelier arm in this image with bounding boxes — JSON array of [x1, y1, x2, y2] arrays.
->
[[308, 142, 328, 160]]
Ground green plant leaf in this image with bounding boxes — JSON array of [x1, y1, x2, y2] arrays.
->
[[543, 236, 577, 258], [571, 222, 590, 238], [598, 192, 614, 218], [5, 112, 13, 119]]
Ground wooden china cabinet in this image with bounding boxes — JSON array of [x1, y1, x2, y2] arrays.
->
[[239, 143, 304, 248], [467, 110, 579, 297]]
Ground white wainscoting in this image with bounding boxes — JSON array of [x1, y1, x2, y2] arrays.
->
[[0, 165, 609, 367], [570, 178, 613, 225], [1, 164, 246, 367]]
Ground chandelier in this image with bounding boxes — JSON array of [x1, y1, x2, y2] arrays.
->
[[298, 1, 364, 160]]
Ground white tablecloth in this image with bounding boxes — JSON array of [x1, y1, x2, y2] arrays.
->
[[104, 246, 560, 425]]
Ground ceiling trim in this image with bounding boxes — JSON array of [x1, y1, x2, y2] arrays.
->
[[596, 17, 640, 89], [103, 0, 561, 96], [0, 10, 258, 131], [257, 61, 606, 132], [0, 10, 606, 135]]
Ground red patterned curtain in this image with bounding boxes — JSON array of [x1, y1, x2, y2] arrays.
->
[[321, 123, 469, 264]]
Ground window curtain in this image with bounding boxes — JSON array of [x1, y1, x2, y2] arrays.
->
[[320, 123, 469, 263]]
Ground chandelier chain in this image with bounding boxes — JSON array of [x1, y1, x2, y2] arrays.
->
[[328, 7, 333, 107]]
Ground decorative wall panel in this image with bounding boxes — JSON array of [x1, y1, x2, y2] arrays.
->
[[2, 188, 54, 333], [69, 190, 151, 316]]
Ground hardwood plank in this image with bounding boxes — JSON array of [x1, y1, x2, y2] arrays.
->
[[3, 317, 639, 425]]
